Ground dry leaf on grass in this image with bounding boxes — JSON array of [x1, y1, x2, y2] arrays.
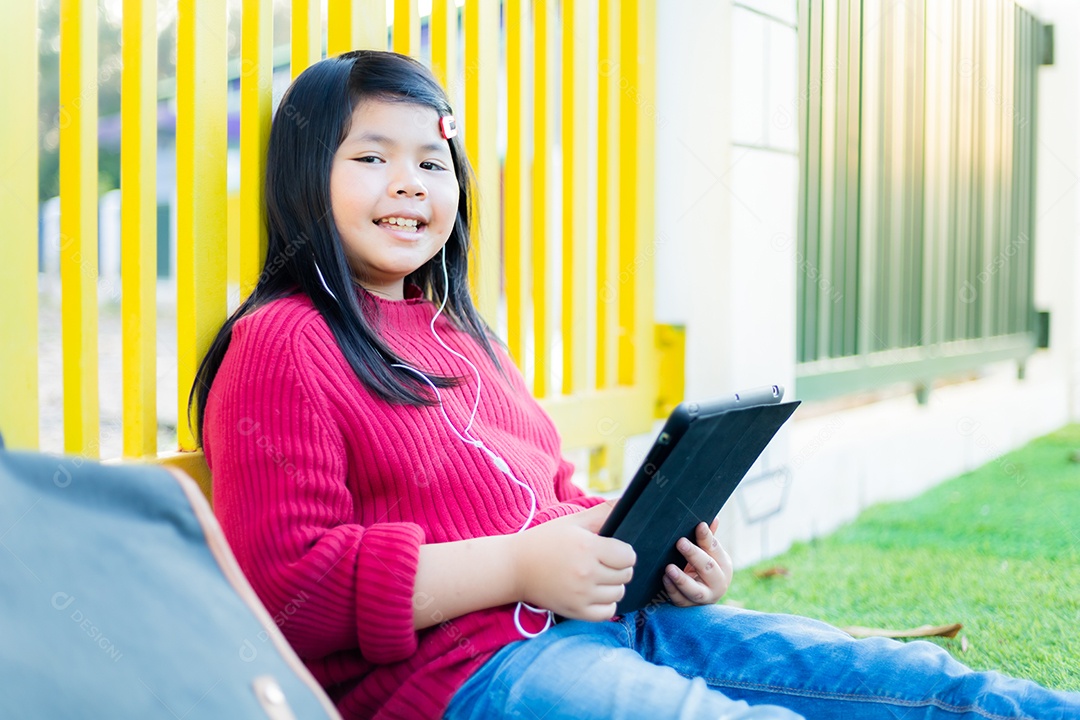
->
[[841, 623, 963, 639], [753, 566, 790, 579]]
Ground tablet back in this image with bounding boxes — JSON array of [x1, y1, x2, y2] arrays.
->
[[607, 400, 799, 614]]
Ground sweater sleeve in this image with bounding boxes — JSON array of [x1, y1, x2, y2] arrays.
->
[[205, 312, 423, 664]]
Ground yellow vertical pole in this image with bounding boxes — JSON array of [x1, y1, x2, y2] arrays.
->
[[328, 0, 386, 55], [327, 0, 355, 55], [596, 0, 619, 389], [176, 0, 228, 450], [120, 0, 158, 458], [632, 0, 656, 392], [393, 0, 420, 57], [59, 0, 100, 457], [532, 0, 553, 397], [463, 0, 499, 324], [505, 0, 528, 366], [430, 0, 458, 93], [291, 0, 322, 78], [0, 0, 40, 450], [240, 0, 272, 299], [617, 0, 639, 386], [561, 0, 589, 395]]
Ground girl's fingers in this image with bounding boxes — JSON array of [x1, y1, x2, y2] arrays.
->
[[594, 563, 634, 587], [569, 500, 616, 532], [662, 573, 690, 606], [583, 602, 620, 621], [663, 565, 708, 605], [717, 543, 733, 581], [697, 522, 734, 579], [676, 535, 724, 587], [664, 522, 734, 606], [574, 585, 625, 619], [598, 536, 637, 571], [603, 582, 626, 603]]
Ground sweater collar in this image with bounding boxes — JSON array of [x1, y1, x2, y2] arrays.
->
[[356, 282, 428, 306]]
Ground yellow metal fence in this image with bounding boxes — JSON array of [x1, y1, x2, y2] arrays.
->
[[1, 0, 658, 492]]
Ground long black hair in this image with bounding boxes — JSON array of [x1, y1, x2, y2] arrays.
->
[[189, 50, 500, 447]]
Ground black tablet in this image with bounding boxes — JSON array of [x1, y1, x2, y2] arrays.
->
[[599, 385, 800, 614]]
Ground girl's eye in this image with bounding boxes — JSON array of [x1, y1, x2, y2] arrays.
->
[[421, 161, 448, 171], [355, 156, 383, 164]]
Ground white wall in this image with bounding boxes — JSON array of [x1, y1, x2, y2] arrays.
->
[[652, 0, 1080, 568], [1022, 0, 1080, 420], [655, 0, 799, 564]]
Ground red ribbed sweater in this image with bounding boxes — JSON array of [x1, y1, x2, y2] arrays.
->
[[203, 286, 603, 719]]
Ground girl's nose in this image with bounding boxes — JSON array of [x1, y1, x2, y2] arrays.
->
[[390, 168, 427, 198]]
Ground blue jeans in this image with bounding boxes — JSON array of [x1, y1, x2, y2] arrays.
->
[[444, 604, 1080, 719]]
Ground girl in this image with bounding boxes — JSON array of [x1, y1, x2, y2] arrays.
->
[[194, 50, 1080, 720]]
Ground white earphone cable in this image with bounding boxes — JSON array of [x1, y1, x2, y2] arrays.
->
[[392, 247, 553, 638]]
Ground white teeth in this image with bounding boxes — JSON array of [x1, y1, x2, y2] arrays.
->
[[379, 216, 420, 228]]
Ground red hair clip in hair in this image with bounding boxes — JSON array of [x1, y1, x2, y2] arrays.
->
[[439, 115, 458, 140]]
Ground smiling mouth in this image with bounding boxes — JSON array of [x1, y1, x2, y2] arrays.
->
[[374, 216, 425, 233]]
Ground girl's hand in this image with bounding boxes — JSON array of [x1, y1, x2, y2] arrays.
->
[[513, 501, 636, 622], [662, 518, 733, 607]]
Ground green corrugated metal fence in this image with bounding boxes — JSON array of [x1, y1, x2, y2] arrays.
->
[[796, 0, 1044, 401]]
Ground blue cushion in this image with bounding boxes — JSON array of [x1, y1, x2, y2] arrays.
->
[[0, 446, 340, 718]]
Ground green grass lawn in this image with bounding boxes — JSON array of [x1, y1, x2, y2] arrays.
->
[[725, 423, 1080, 691]]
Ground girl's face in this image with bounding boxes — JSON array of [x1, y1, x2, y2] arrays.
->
[[330, 99, 460, 300]]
